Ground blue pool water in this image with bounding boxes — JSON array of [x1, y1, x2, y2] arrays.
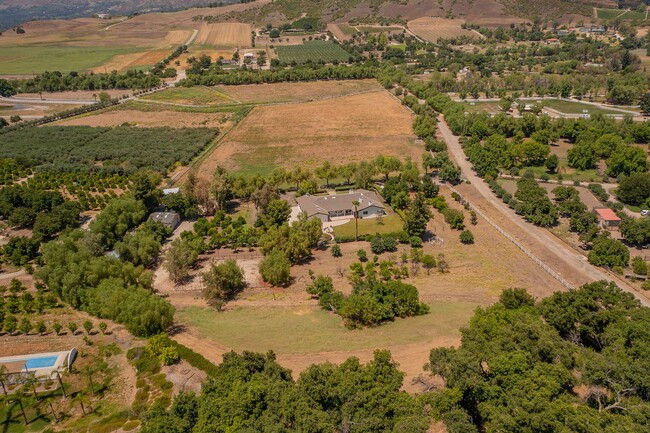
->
[[24, 356, 58, 369]]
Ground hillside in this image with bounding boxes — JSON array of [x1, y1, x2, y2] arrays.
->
[[229, 0, 602, 26], [0, 0, 241, 31]]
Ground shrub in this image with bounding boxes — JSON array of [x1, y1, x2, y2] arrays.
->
[[331, 245, 342, 257], [409, 236, 423, 248], [459, 230, 474, 244], [259, 249, 291, 286], [357, 249, 368, 262]]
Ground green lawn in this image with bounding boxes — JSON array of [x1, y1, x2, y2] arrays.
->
[[333, 214, 403, 238], [521, 163, 602, 182], [177, 302, 476, 354], [0, 45, 141, 74], [543, 99, 630, 116], [142, 86, 235, 105], [336, 23, 358, 36]]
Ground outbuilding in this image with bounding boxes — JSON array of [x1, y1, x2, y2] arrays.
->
[[594, 208, 621, 230]]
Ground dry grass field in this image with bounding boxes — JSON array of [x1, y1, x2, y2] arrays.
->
[[216, 79, 383, 104], [194, 22, 252, 47], [56, 108, 231, 128], [197, 90, 419, 177], [408, 17, 478, 42]]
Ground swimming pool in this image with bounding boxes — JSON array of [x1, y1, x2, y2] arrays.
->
[[24, 356, 58, 369]]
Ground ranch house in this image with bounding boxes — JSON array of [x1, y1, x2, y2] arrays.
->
[[297, 189, 386, 223]]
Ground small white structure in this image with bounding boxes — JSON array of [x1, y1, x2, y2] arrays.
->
[[163, 187, 180, 196], [297, 189, 386, 223]]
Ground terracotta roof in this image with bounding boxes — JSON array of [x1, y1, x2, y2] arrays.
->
[[595, 208, 620, 221]]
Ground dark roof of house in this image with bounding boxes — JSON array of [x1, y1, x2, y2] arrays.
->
[[149, 212, 180, 225], [297, 189, 385, 216]]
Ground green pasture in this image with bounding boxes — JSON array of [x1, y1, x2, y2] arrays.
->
[[333, 214, 404, 238], [0, 45, 140, 74], [177, 301, 476, 354]]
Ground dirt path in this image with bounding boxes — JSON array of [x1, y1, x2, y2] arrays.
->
[[438, 115, 650, 306]]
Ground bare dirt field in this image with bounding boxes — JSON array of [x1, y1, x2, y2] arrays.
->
[[215, 79, 383, 104], [408, 17, 478, 42], [194, 22, 252, 47], [327, 23, 352, 40], [196, 90, 419, 177], [57, 108, 231, 128]]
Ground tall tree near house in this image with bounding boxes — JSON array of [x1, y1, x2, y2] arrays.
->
[[352, 200, 360, 241], [210, 166, 233, 211]]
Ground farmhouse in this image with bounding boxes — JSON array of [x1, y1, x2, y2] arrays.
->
[[149, 211, 181, 230], [594, 208, 621, 230], [297, 189, 386, 223]]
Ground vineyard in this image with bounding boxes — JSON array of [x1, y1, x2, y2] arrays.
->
[[275, 41, 350, 64], [0, 126, 219, 174]]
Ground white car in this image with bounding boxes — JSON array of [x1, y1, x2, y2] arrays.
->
[[641, 210, 650, 216]]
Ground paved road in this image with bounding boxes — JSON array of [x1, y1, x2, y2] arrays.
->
[[437, 114, 650, 306], [1, 96, 95, 105]]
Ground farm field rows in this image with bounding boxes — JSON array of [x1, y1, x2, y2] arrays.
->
[[408, 17, 478, 42], [197, 90, 419, 177], [276, 41, 350, 63], [597, 8, 647, 20], [194, 22, 252, 47]]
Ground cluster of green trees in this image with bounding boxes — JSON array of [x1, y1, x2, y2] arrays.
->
[[140, 350, 432, 433], [617, 172, 650, 208], [308, 255, 429, 328], [181, 63, 378, 86], [10, 70, 161, 93], [0, 126, 219, 174], [428, 281, 650, 432], [0, 278, 58, 335], [37, 191, 174, 337]]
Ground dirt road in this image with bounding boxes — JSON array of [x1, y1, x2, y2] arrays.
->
[[437, 115, 650, 306]]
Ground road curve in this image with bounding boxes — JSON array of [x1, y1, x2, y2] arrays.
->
[[437, 114, 650, 307]]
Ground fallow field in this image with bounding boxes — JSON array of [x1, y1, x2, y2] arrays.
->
[[408, 17, 479, 42], [197, 89, 420, 177], [194, 22, 252, 48]]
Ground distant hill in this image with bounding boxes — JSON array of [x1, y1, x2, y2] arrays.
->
[[0, 0, 617, 32], [0, 0, 241, 31], [229, 0, 604, 27]]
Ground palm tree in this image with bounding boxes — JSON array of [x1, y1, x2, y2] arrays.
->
[[14, 386, 29, 425], [0, 365, 8, 401], [81, 365, 96, 396], [23, 374, 39, 400], [55, 371, 67, 398], [74, 392, 90, 416], [352, 200, 360, 241]]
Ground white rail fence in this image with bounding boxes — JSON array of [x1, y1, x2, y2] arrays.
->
[[441, 182, 576, 290]]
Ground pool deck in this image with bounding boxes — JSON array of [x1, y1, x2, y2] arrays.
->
[[0, 350, 72, 378]]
